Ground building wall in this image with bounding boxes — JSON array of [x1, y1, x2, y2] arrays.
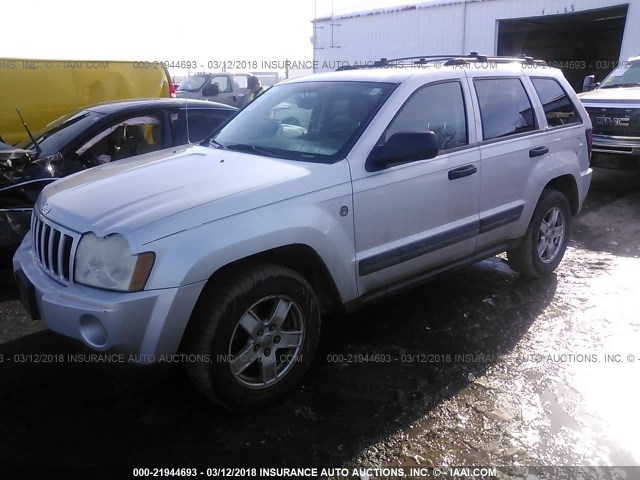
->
[[313, 0, 639, 71]]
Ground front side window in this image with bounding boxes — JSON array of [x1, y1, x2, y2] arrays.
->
[[383, 81, 468, 150], [475, 78, 537, 141], [531, 78, 581, 127], [177, 75, 208, 92], [75, 115, 163, 167], [212, 81, 395, 162]]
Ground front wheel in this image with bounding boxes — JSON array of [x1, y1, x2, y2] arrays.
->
[[507, 189, 572, 278], [183, 263, 320, 410]]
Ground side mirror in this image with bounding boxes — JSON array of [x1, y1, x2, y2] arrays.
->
[[367, 131, 439, 171], [583, 75, 598, 92], [202, 83, 220, 97]]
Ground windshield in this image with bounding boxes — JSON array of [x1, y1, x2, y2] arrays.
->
[[212, 81, 395, 162], [600, 60, 640, 88], [177, 75, 208, 92], [15, 110, 103, 156]]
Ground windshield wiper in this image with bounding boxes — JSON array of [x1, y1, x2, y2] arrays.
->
[[601, 82, 640, 89], [225, 143, 285, 158]]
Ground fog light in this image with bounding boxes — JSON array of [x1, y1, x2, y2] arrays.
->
[[79, 314, 108, 347]]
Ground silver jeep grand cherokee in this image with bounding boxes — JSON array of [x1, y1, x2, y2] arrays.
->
[[14, 54, 593, 410]]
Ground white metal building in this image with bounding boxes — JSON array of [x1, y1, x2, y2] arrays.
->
[[312, 0, 639, 88]]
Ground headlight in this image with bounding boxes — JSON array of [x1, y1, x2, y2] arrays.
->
[[74, 233, 155, 292]]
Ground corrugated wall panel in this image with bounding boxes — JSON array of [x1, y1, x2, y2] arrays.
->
[[314, 4, 465, 69], [313, 0, 639, 71]]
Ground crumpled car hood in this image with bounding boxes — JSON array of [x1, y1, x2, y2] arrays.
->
[[1, 152, 62, 205]]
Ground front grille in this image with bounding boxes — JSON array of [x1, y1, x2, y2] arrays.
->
[[31, 212, 78, 284], [585, 107, 640, 137]]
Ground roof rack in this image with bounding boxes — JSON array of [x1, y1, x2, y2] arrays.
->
[[335, 52, 548, 71]]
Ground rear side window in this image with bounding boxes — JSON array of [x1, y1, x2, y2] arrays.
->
[[171, 109, 233, 144], [531, 78, 581, 127], [234, 75, 249, 89], [384, 81, 468, 150], [210, 76, 232, 93], [474, 78, 537, 140]]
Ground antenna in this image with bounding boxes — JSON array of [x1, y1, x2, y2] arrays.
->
[[185, 96, 191, 145], [16, 109, 41, 159], [184, 71, 190, 144]]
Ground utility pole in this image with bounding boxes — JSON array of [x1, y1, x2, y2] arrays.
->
[[330, 0, 341, 49], [313, 0, 324, 51]]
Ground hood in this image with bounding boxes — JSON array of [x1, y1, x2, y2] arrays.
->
[[38, 145, 344, 238], [175, 90, 198, 99], [0, 141, 32, 157], [579, 87, 640, 104]]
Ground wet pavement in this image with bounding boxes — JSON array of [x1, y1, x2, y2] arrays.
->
[[1, 168, 639, 477]]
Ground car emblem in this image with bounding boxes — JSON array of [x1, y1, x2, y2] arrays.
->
[[596, 116, 630, 127], [41, 202, 51, 215]]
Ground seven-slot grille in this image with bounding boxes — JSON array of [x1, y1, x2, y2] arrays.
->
[[31, 212, 78, 284]]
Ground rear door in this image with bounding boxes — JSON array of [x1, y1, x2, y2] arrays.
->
[[470, 75, 545, 252], [204, 75, 243, 107], [232, 74, 251, 105]]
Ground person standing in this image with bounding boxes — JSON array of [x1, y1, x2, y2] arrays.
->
[[245, 76, 265, 105]]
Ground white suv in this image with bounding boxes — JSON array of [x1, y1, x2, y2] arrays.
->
[[580, 56, 640, 170], [14, 54, 593, 409]]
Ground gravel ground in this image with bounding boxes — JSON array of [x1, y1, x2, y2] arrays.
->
[[1, 168, 639, 479]]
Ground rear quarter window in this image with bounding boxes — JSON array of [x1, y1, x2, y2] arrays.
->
[[171, 109, 233, 144], [531, 77, 581, 127], [474, 78, 537, 141]]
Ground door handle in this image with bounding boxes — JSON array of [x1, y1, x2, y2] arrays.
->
[[448, 164, 477, 180], [529, 146, 549, 158]]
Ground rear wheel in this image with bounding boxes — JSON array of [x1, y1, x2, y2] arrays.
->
[[183, 263, 320, 410], [507, 189, 571, 278]]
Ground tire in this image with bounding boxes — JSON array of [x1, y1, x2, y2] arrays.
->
[[182, 263, 321, 410], [507, 189, 572, 278]]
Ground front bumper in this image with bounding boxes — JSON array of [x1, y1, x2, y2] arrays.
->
[[591, 134, 640, 170], [0, 208, 32, 267], [13, 235, 206, 363]]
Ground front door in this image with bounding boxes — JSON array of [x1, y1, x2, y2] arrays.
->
[[351, 80, 481, 295]]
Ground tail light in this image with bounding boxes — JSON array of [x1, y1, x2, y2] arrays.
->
[[585, 128, 593, 159]]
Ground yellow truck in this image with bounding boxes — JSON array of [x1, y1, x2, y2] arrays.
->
[[0, 58, 174, 145]]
